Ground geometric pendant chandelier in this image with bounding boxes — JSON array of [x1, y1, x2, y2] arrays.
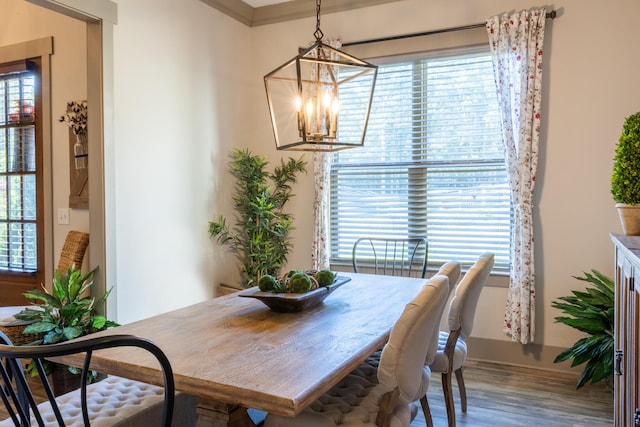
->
[[264, 0, 378, 151]]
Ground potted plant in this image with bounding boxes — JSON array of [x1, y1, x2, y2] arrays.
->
[[612, 112, 640, 235], [551, 270, 614, 389], [15, 266, 119, 394], [209, 148, 307, 288]]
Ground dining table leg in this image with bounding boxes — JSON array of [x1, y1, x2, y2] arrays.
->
[[195, 398, 257, 427]]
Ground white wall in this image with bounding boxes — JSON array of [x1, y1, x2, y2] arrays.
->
[[111, 0, 252, 322]]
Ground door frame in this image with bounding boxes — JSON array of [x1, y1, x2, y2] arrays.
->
[[25, 0, 117, 320]]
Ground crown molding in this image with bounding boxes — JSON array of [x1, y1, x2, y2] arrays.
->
[[26, 0, 117, 23], [200, 0, 254, 26], [201, 0, 405, 27]]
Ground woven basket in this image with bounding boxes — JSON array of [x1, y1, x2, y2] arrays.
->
[[57, 230, 89, 272], [0, 306, 43, 345], [0, 323, 42, 345]]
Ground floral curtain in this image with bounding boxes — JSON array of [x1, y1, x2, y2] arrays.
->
[[486, 8, 546, 344], [311, 151, 331, 270], [311, 39, 341, 271]]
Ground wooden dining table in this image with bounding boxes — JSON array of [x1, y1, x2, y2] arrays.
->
[[57, 272, 428, 427]]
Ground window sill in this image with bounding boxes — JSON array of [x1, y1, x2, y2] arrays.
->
[[329, 262, 509, 288]]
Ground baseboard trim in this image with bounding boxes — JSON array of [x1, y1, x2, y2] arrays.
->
[[466, 336, 579, 375]]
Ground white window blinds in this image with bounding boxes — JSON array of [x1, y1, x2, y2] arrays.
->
[[330, 47, 510, 271], [0, 65, 38, 272]]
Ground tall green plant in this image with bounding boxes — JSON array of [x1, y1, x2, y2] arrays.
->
[[209, 149, 307, 287], [551, 270, 614, 389], [612, 112, 640, 204]]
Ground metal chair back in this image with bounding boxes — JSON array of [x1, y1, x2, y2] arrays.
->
[[0, 333, 175, 426], [352, 237, 429, 278]]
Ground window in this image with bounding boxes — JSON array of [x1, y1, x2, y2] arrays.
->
[[330, 46, 510, 271], [0, 60, 43, 277]]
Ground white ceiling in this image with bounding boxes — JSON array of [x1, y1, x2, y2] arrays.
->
[[242, 0, 292, 7]]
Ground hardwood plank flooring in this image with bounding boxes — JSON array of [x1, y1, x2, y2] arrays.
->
[[0, 360, 614, 426], [412, 360, 614, 427]]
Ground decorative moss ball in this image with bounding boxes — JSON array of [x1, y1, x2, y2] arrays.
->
[[288, 272, 312, 293], [287, 269, 304, 278], [258, 274, 279, 292], [316, 270, 336, 286]]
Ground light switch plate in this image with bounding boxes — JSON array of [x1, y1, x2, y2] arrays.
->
[[57, 208, 70, 225]]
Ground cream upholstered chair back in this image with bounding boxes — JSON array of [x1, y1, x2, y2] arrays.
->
[[448, 252, 494, 341], [57, 230, 89, 272], [435, 260, 461, 299], [377, 275, 449, 408], [420, 253, 494, 427]]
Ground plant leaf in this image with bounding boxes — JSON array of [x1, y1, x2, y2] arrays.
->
[[552, 270, 615, 388], [62, 325, 84, 341], [23, 322, 57, 334]]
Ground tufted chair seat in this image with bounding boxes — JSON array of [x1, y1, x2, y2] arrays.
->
[[429, 333, 466, 373], [282, 351, 409, 426], [0, 375, 197, 427], [0, 334, 197, 427], [266, 275, 450, 427]]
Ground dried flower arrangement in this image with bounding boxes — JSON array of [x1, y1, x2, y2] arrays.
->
[[59, 100, 87, 136]]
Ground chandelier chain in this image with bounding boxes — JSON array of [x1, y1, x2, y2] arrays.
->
[[314, 0, 324, 41]]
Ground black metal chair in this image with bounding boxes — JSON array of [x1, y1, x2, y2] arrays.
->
[[0, 333, 175, 426], [352, 237, 429, 278]]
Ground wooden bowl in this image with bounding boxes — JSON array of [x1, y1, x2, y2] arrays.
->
[[238, 276, 351, 312]]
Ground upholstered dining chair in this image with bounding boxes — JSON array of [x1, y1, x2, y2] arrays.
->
[[434, 261, 462, 299], [363, 260, 461, 426], [352, 237, 429, 278], [0, 332, 197, 426], [264, 274, 449, 427], [422, 252, 494, 427], [57, 230, 90, 272]]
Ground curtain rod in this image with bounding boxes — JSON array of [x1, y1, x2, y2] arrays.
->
[[343, 10, 556, 47]]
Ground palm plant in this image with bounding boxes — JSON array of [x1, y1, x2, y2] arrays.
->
[[551, 270, 614, 389], [209, 149, 307, 288]]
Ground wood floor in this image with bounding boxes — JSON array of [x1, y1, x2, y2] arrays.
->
[[0, 360, 614, 426], [412, 360, 614, 427]]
